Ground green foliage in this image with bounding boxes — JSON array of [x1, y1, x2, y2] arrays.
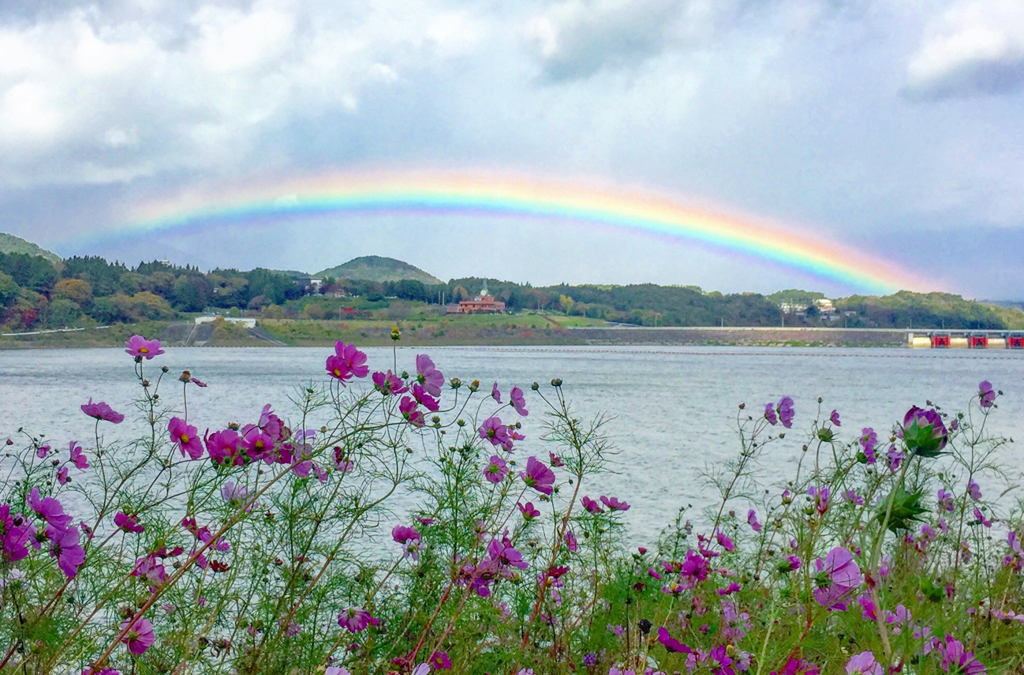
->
[[0, 232, 61, 264], [317, 255, 444, 285]]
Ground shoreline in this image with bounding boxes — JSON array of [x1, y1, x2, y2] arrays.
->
[[0, 321, 913, 349]]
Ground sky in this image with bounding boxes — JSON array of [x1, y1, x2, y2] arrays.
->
[[0, 0, 1023, 298]]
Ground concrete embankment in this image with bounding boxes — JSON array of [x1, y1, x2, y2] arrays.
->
[[568, 326, 906, 347]]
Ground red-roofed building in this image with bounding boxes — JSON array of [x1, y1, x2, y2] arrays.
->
[[449, 283, 506, 314]]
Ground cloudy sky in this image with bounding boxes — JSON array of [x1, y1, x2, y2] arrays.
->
[[1, 0, 1022, 297]]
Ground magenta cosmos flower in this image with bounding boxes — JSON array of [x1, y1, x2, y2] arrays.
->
[[81, 398, 124, 424], [581, 496, 602, 514], [125, 335, 164, 360], [510, 386, 528, 416], [114, 512, 144, 534], [28, 488, 73, 530], [337, 607, 374, 633], [900, 405, 948, 458], [478, 416, 511, 449], [205, 428, 242, 465], [168, 417, 203, 460], [600, 495, 630, 511], [120, 616, 155, 655], [48, 524, 86, 578], [372, 370, 407, 396], [326, 341, 369, 384], [392, 524, 422, 559], [1, 504, 38, 563], [520, 456, 555, 495], [399, 396, 425, 427], [492, 382, 502, 402], [830, 409, 841, 426], [517, 502, 540, 520], [69, 441, 89, 469], [415, 354, 444, 397], [484, 455, 509, 483]]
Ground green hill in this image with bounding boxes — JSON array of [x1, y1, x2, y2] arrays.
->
[[318, 256, 443, 285], [0, 233, 60, 264]]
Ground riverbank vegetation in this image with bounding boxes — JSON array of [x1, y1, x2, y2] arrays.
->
[[3, 236, 1024, 337], [1, 335, 1021, 674]]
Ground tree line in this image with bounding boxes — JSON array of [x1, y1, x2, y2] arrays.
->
[[0, 251, 1017, 331]]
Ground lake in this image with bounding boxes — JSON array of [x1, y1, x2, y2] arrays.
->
[[2, 345, 1022, 544]]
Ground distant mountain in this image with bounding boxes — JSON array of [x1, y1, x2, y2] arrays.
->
[[0, 233, 61, 264], [318, 256, 443, 285]]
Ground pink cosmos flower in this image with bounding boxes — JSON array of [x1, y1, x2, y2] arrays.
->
[[974, 507, 992, 528], [392, 524, 422, 559], [337, 607, 373, 633], [415, 354, 444, 397], [937, 489, 955, 512], [221, 481, 249, 507], [483, 455, 509, 483], [81, 398, 124, 424], [978, 381, 995, 409], [715, 531, 735, 552], [517, 502, 540, 520], [843, 655, 884, 675], [36, 444, 49, 459], [27, 488, 72, 529], [860, 428, 878, 463], [778, 396, 795, 428], [48, 524, 85, 578], [510, 386, 528, 416], [813, 547, 861, 610], [968, 479, 982, 501], [830, 409, 841, 426], [399, 396, 425, 427], [125, 335, 164, 360], [491, 382, 502, 402], [114, 512, 144, 534], [120, 617, 155, 655], [478, 417, 511, 449], [600, 495, 630, 512], [549, 452, 563, 467], [747, 509, 762, 532], [325, 668, 351, 675], [372, 370, 407, 396], [935, 635, 986, 674], [168, 417, 203, 460], [581, 496, 603, 514], [520, 456, 555, 495], [843, 489, 865, 505], [565, 530, 578, 552], [808, 485, 830, 514], [763, 403, 778, 425], [69, 441, 89, 469], [57, 466, 69, 485]]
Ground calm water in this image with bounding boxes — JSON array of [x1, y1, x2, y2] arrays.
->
[[2, 346, 1022, 544]]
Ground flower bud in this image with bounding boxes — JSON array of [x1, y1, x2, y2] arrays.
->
[[551, 378, 563, 387], [449, 377, 462, 389]]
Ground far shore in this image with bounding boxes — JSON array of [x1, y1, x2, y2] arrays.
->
[[0, 320, 923, 349]]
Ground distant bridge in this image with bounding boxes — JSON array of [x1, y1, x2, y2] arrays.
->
[[907, 331, 1024, 349]]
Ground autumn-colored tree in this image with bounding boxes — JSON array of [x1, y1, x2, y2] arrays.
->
[[559, 294, 574, 315], [52, 278, 93, 306]]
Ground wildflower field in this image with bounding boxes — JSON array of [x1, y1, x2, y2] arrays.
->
[[2, 335, 1021, 675]]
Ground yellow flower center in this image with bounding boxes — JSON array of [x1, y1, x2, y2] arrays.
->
[[181, 434, 190, 444]]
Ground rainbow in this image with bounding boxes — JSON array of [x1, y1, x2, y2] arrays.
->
[[86, 171, 935, 293]]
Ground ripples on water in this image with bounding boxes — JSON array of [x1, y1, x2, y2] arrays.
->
[[2, 346, 1022, 544]]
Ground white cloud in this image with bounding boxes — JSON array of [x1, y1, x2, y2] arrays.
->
[[0, 0, 494, 185], [905, 0, 1024, 99]]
